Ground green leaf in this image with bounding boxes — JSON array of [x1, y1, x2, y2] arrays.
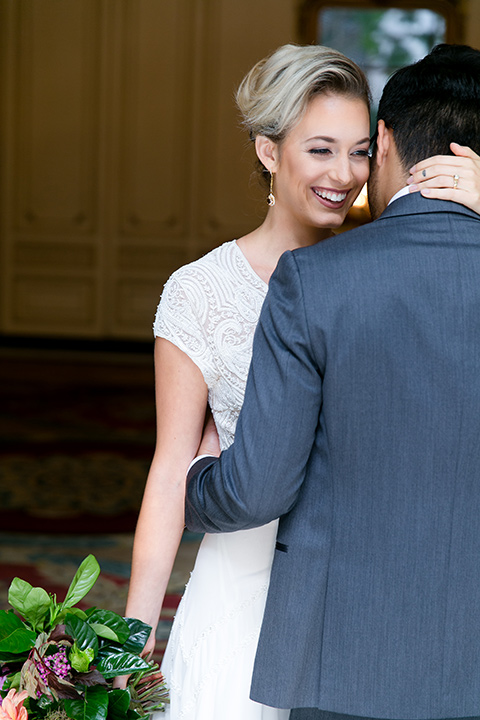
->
[[0, 610, 36, 653], [8, 579, 52, 631], [23, 589, 51, 631], [8, 578, 33, 612], [96, 652, 150, 679], [56, 607, 88, 624], [62, 556, 100, 610], [89, 624, 120, 642], [105, 689, 134, 720], [120, 618, 151, 655], [69, 641, 95, 672], [1, 671, 21, 690], [0, 649, 30, 662], [65, 615, 99, 655], [87, 610, 129, 645], [0, 609, 24, 634], [64, 685, 109, 720]]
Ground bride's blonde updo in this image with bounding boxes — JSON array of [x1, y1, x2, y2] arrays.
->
[[236, 43, 371, 144]]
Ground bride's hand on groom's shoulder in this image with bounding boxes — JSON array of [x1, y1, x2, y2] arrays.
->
[[407, 143, 480, 214]]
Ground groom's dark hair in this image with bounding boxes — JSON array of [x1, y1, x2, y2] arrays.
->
[[375, 43, 480, 169]]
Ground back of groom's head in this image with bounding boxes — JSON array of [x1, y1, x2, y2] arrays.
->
[[376, 43, 480, 171]]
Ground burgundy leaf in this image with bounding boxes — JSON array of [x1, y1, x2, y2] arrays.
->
[[74, 669, 108, 687], [48, 675, 80, 699]]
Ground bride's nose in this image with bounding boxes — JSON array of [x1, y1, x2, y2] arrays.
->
[[329, 154, 355, 186]]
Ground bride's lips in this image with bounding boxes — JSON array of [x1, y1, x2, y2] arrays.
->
[[312, 186, 349, 209]]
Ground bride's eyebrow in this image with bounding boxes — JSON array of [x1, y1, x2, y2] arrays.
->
[[305, 135, 370, 144], [306, 136, 336, 143]]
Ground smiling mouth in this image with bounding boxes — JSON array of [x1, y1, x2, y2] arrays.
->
[[313, 188, 348, 203]]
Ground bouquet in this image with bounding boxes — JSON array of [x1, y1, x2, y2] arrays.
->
[[0, 555, 168, 720]]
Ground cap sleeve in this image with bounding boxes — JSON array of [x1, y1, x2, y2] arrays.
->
[[153, 272, 217, 388]]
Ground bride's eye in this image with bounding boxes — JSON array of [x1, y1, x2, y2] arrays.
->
[[308, 148, 331, 155]]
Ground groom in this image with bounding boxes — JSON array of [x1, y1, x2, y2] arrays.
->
[[186, 45, 480, 720]]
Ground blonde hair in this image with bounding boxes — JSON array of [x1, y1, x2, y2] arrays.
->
[[236, 43, 371, 144]]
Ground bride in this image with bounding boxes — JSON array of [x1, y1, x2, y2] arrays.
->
[[123, 44, 480, 719]]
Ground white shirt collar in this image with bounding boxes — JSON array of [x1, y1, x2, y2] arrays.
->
[[387, 185, 411, 206]]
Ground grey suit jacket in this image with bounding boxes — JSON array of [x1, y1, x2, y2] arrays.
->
[[185, 193, 480, 719]]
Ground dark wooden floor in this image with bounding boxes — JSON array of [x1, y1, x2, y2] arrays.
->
[[0, 339, 155, 389]]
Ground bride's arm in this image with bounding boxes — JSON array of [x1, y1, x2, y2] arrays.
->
[[125, 337, 208, 659], [408, 143, 480, 213]]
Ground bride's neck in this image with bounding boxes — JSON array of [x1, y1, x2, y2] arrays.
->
[[237, 213, 333, 284]]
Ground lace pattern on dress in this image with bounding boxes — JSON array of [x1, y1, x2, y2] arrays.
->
[[154, 241, 276, 718], [153, 241, 268, 450]]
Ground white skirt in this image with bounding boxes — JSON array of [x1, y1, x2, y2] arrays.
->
[[158, 521, 289, 720]]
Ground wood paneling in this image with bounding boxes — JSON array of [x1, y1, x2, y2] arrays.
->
[[195, 0, 296, 247], [14, 0, 100, 234], [12, 276, 96, 330], [116, 0, 192, 239], [1, 0, 102, 337], [0, 0, 473, 340], [464, 0, 480, 48], [109, 0, 195, 337]]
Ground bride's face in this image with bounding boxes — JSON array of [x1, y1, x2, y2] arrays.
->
[[273, 93, 370, 230]]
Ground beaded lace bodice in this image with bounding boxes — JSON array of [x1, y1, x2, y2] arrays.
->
[[153, 240, 268, 451]]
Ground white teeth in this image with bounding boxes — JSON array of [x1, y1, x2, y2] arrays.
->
[[314, 189, 347, 202]]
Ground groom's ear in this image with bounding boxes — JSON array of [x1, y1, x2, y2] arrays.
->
[[374, 120, 392, 168], [255, 135, 278, 172]]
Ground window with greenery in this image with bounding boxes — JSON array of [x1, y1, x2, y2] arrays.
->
[[301, 1, 461, 122]]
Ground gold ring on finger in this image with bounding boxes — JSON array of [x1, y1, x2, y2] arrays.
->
[[453, 173, 460, 189]]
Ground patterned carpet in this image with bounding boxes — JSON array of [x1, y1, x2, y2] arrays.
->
[[0, 347, 156, 531]]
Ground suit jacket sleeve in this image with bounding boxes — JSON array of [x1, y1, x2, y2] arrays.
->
[[185, 249, 325, 533]]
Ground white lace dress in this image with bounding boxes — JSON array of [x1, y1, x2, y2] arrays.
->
[[153, 240, 289, 720]]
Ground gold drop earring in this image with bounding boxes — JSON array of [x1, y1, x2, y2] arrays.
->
[[267, 171, 276, 207]]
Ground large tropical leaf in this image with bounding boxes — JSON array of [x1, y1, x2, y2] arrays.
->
[[65, 615, 99, 655], [64, 685, 109, 720], [120, 618, 151, 655], [106, 689, 140, 720], [0, 611, 36, 653], [96, 652, 150, 679], [87, 610, 129, 644]]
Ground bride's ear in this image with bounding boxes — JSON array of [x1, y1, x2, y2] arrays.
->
[[255, 135, 278, 173]]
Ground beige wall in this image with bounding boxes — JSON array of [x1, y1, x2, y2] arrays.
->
[[0, 0, 475, 341], [0, 0, 300, 340], [464, 0, 480, 48]]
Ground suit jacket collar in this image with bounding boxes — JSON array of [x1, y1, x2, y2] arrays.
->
[[378, 190, 480, 223]]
